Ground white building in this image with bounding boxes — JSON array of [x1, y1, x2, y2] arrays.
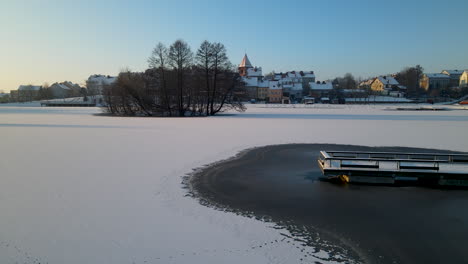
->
[[310, 81, 333, 102], [441, 70, 464, 88], [86, 75, 117, 95], [420, 73, 450, 91]]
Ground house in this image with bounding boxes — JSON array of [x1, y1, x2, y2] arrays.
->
[[441, 70, 464, 88], [0, 92, 9, 103], [268, 81, 283, 103], [300, 71, 316, 85], [10, 85, 42, 102], [420, 73, 450, 91], [359, 79, 374, 90], [289, 82, 303, 102], [49, 81, 84, 98], [459, 70, 468, 88], [281, 81, 303, 102], [86, 75, 117, 95], [49, 83, 70, 98], [309, 81, 333, 102], [370, 76, 405, 95], [257, 80, 269, 100]]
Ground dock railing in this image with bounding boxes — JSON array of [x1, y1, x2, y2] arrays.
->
[[319, 151, 468, 172]]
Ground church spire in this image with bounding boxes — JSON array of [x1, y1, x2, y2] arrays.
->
[[238, 54, 253, 76], [239, 54, 253, 68]]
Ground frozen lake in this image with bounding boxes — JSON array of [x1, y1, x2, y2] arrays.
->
[[1, 104, 468, 263]]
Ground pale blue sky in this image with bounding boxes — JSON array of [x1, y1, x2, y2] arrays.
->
[[1, 0, 467, 91]]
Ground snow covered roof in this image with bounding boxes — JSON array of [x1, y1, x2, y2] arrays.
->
[[359, 79, 374, 86], [18, 85, 41, 91], [242, 76, 258, 87], [376, 76, 399, 86], [273, 73, 283, 81], [279, 77, 293, 83], [239, 54, 253, 68], [51, 83, 71, 90], [287, 72, 300, 78], [282, 71, 315, 79], [310, 82, 333, 91], [301, 71, 315, 78], [425, 73, 450, 79], [258, 80, 269, 87], [442, 70, 464, 76], [269, 81, 282, 90], [247, 67, 262, 77], [88, 75, 117, 85], [292, 83, 303, 91]]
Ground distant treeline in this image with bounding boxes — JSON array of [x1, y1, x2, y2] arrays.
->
[[103, 40, 247, 116]]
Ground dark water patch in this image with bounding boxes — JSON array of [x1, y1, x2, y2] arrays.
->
[[184, 144, 468, 264]]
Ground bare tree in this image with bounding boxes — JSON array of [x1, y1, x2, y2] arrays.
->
[[395, 65, 424, 96], [148, 42, 172, 115], [196, 40, 214, 115], [168, 39, 193, 116], [209, 42, 230, 115]]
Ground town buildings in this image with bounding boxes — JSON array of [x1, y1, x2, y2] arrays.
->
[[419, 70, 465, 91], [238, 54, 315, 103], [10, 85, 42, 102], [441, 70, 464, 88], [420, 73, 451, 91]]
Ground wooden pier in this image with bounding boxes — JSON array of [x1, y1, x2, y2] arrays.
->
[[318, 151, 468, 186]]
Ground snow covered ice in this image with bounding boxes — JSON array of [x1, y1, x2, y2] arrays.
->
[[1, 104, 468, 264]]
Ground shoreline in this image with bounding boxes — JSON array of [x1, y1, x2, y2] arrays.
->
[[186, 144, 468, 263]]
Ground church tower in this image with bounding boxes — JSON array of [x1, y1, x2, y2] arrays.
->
[[238, 54, 253, 76]]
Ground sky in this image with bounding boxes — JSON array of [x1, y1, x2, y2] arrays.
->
[[1, 0, 468, 92]]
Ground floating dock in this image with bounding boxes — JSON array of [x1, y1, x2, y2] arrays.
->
[[318, 151, 468, 186], [41, 102, 96, 107]]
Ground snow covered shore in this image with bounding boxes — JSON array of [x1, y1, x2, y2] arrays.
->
[[1, 104, 468, 263]]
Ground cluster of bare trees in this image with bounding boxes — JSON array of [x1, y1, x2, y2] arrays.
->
[[333, 73, 358, 90], [103, 39, 246, 116], [395, 65, 424, 96]]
